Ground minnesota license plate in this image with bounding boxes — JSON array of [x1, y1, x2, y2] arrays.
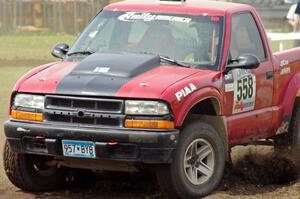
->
[[62, 140, 96, 158]]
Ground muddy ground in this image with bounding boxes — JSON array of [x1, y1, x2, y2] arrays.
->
[[1, 64, 300, 198], [1, 142, 300, 199]]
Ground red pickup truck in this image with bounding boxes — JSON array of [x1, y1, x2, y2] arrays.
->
[[4, 0, 300, 198]]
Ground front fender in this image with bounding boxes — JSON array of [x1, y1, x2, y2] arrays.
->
[[13, 62, 59, 92], [162, 86, 223, 127], [8, 61, 59, 114]]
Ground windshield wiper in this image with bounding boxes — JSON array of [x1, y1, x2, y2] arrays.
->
[[67, 50, 95, 56], [135, 51, 191, 68], [159, 56, 191, 68]]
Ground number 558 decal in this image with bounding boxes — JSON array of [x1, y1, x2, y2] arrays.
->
[[232, 71, 256, 114]]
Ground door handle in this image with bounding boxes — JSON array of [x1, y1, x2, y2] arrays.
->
[[266, 71, 273, 80]]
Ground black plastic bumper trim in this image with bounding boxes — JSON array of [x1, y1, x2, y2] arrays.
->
[[4, 120, 179, 164]]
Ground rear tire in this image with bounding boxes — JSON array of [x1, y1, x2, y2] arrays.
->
[[156, 121, 226, 199], [3, 140, 67, 192], [290, 102, 300, 157], [274, 100, 300, 163]]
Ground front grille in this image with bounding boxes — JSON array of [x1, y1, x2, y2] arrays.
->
[[44, 95, 124, 127]]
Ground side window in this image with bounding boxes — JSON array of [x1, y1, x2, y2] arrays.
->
[[229, 13, 266, 62]]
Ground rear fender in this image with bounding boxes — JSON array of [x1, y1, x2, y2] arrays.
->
[[283, 72, 300, 116]]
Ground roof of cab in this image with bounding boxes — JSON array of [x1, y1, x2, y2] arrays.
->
[[104, 0, 251, 16]]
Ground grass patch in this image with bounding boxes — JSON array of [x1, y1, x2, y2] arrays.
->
[[0, 33, 76, 62], [270, 40, 294, 53], [0, 32, 295, 63]]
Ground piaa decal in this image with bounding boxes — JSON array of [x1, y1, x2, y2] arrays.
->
[[175, 83, 197, 101]]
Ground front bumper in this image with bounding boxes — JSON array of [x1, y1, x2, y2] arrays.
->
[[4, 120, 179, 164]]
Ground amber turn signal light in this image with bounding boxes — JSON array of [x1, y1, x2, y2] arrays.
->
[[11, 110, 44, 122], [125, 119, 174, 129]]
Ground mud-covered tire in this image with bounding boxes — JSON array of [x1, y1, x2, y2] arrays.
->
[[274, 100, 300, 163], [3, 140, 67, 192], [290, 101, 300, 156], [156, 121, 226, 199]]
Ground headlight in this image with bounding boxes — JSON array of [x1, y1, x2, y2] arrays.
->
[[13, 94, 45, 110], [125, 100, 170, 115]]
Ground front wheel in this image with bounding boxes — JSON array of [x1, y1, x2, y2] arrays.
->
[[156, 122, 226, 199], [3, 141, 67, 192]]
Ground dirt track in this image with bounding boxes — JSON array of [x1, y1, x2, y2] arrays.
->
[[1, 132, 300, 199]]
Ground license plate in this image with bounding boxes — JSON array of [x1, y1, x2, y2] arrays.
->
[[62, 140, 96, 158]]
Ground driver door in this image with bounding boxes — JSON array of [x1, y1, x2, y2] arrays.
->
[[224, 12, 274, 144]]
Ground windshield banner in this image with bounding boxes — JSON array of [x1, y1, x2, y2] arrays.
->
[[118, 12, 192, 23]]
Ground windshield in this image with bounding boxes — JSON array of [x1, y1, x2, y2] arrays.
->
[[69, 10, 224, 69]]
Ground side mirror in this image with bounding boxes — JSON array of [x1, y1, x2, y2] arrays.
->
[[51, 43, 69, 59], [225, 54, 260, 73]]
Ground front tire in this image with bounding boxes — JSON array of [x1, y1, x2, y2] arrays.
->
[[3, 141, 67, 192], [156, 121, 226, 199]]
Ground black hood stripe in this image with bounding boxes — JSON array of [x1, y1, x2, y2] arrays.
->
[[55, 53, 161, 96]]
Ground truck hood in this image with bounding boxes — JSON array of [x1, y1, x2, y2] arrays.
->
[[18, 53, 201, 98]]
